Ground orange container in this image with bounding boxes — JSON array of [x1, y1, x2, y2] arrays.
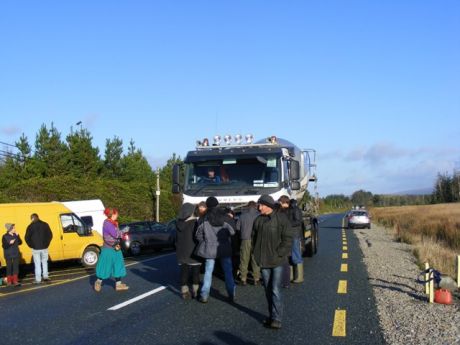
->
[[434, 289, 453, 305]]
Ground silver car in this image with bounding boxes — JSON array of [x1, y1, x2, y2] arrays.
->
[[347, 210, 371, 229]]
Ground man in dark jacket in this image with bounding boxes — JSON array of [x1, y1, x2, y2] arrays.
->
[[252, 194, 293, 329], [236, 201, 260, 285], [25, 213, 53, 284]]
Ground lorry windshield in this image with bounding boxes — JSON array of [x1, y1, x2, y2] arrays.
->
[[184, 154, 282, 195]]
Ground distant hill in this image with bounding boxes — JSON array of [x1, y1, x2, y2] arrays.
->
[[391, 187, 433, 196]]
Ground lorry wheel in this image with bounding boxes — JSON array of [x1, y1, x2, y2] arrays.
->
[[130, 241, 141, 256], [304, 238, 314, 257], [313, 222, 319, 254], [82, 246, 100, 267]]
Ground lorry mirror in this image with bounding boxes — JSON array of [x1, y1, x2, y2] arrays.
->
[[172, 164, 181, 194], [289, 160, 300, 180], [173, 164, 180, 184], [172, 184, 180, 194], [291, 180, 301, 190]]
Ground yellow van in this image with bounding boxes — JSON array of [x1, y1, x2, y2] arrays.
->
[[0, 202, 103, 268]]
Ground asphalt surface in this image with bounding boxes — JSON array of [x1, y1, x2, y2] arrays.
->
[[0, 214, 385, 345]]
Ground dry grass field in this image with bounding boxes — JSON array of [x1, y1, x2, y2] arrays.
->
[[371, 203, 460, 278]]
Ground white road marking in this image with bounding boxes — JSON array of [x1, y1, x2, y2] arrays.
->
[[108, 286, 167, 310]]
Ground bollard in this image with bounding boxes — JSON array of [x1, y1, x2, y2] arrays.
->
[[429, 269, 434, 303], [424, 262, 430, 295]]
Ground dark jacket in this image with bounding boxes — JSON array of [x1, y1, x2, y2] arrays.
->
[[25, 220, 53, 250], [290, 205, 303, 239], [176, 216, 201, 265], [236, 207, 259, 240], [252, 209, 293, 268], [2, 233, 22, 259], [195, 207, 235, 259]]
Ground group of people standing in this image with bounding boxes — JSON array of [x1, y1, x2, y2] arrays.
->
[[175, 194, 305, 330], [2, 213, 53, 287]]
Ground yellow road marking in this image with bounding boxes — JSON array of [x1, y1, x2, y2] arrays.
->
[[342, 253, 348, 259], [337, 280, 347, 294], [343, 246, 348, 251], [0, 252, 175, 298], [343, 241, 347, 246], [332, 310, 347, 337], [341, 263, 348, 272]]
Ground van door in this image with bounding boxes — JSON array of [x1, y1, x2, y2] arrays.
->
[[59, 213, 90, 260]]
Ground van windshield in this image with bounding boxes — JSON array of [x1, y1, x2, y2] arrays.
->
[[60, 213, 90, 236]]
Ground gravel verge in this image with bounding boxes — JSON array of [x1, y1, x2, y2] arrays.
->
[[354, 223, 460, 345]]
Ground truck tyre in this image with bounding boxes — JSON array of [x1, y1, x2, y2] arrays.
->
[[313, 221, 319, 254], [82, 246, 100, 268], [130, 241, 142, 256]]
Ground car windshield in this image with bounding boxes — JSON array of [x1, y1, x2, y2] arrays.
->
[[352, 211, 368, 217], [184, 154, 282, 196]]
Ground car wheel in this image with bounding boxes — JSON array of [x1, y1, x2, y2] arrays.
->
[[130, 241, 142, 256], [82, 246, 100, 268], [368, 224, 371, 229]]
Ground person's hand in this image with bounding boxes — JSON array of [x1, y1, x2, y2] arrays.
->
[[9, 239, 15, 244]]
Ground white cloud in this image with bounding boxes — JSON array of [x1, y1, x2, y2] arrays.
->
[[1, 126, 21, 136]]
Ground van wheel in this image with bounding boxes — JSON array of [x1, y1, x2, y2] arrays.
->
[[82, 246, 100, 267]]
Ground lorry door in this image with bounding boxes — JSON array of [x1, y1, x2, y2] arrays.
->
[[59, 213, 89, 260]]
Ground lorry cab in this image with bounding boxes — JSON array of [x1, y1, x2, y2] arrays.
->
[[0, 202, 103, 268], [173, 135, 316, 210]]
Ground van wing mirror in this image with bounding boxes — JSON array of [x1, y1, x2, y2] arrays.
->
[[289, 160, 300, 181]]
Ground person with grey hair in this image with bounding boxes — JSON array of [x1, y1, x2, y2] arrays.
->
[[236, 201, 260, 286]]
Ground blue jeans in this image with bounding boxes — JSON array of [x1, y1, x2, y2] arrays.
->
[[200, 257, 235, 299], [261, 266, 284, 322], [32, 249, 49, 282]]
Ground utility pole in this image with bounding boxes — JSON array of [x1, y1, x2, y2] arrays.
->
[[156, 168, 160, 222]]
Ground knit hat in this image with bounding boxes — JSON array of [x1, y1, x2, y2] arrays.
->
[[5, 223, 14, 232], [178, 203, 196, 220], [205, 196, 219, 209], [258, 194, 275, 209]]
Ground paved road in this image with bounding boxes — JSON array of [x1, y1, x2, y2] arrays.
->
[[1, 214, 385, 345]]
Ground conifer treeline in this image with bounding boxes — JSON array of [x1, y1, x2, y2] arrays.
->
[[0, 123, 182, 222]]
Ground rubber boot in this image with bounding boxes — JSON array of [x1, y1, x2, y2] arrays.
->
[[181, 285, 191, 300], [192, 284, 199, 299], [6, 276, 13, 286], [290, 266, 294, 282], [293, 263, 304, 283], [12, 274, 21, 287]]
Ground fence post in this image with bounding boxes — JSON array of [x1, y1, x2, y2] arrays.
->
[[429, 269, 434, 303], [424, 262, 429, 295], [457, 255, 460, 289]]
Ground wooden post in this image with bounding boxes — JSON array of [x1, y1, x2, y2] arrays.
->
[[457, 255, 460, 288], [424, 262, 429, 295], [429, 269, 434, 303]]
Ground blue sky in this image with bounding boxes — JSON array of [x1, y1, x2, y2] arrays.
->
[[1, 1, 459, 196]]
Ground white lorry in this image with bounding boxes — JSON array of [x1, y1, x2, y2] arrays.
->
[[172, 134, 319, 255]]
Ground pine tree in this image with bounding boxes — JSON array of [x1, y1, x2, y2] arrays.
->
[[66, 128, 101, 178], [103, 136, 124, 178]]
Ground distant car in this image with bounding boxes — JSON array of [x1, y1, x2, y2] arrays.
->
[[119, 221, 176, 256], [347, 210, 371, 229]]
